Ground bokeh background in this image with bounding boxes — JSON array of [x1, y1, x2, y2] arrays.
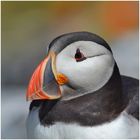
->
[[1, 1, 139, 138]]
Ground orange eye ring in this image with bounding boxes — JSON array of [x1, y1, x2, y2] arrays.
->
[[75, 48, 86, 62]]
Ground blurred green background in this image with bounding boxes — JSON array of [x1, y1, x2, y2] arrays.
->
[[2, 1, 139, 87], [1, 1, 139, 139]]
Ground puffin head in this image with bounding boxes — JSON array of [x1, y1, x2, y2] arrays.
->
[[26, 32, 116, 101]]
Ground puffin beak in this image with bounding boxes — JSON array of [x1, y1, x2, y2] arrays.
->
[[26, 52, 68, 101]]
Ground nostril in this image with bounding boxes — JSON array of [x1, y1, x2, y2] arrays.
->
[[75, 48, 86, 62]]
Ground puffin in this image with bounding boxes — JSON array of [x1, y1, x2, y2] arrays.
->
[[26, 32, 139, 139]]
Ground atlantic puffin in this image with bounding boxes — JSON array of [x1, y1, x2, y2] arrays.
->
[[26, 32, 139, 139]]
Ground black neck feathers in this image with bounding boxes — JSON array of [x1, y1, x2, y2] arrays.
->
[[37, 63, 127, 126]]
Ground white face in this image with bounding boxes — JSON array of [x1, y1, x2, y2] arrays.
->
[[56, 41, 115, 100]]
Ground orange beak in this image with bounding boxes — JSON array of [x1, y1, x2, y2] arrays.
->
[[26, 52, 68, 101]]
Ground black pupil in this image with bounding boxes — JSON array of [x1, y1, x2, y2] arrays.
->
[[75, 48, 82, 59]]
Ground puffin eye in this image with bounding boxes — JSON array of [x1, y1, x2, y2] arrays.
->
[[75, 48, 86, 62]]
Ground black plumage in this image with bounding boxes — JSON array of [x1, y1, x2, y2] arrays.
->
[[30, 68, 139, 126]]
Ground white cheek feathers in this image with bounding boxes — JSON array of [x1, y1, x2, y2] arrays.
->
[[56, 41, 115, 95]]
